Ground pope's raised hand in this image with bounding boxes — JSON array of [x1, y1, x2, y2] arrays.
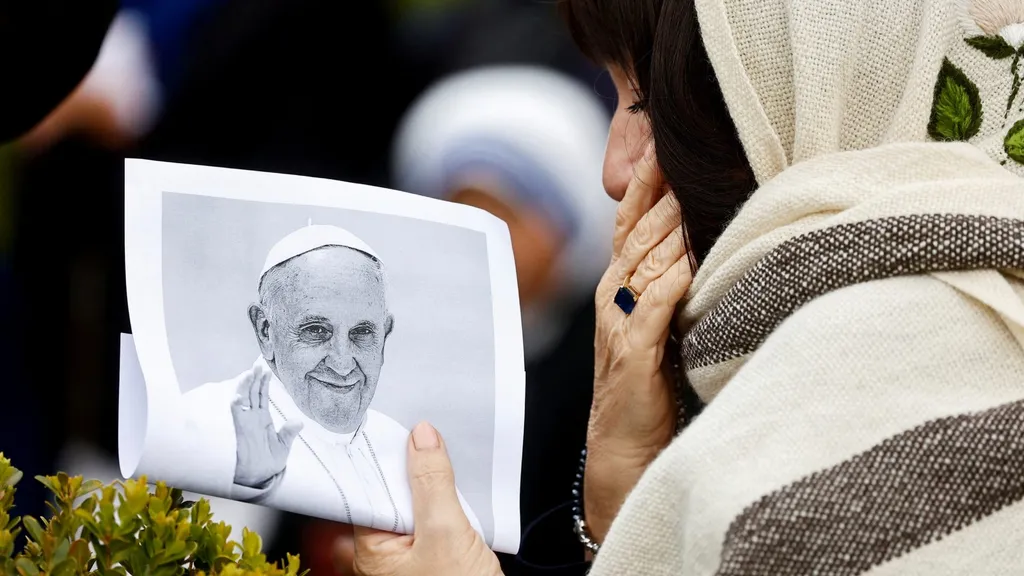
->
[[230, 364, 304, 488]]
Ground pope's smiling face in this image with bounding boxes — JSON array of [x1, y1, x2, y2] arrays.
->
[[250, 246, 393, 434]]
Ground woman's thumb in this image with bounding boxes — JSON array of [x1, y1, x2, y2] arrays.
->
[[408, 422, 470, 540]]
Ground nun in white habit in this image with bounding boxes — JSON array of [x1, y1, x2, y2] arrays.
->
[[180, 224, 482, 536], [391, 65, 616, 362]]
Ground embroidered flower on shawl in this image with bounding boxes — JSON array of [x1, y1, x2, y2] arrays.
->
[[968, 0, 1024, 53], [929, 0, 1024, 165]]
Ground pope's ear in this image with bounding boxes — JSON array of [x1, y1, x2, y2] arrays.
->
[[384, 313, 394, 338], [248, 303, 273, 358]]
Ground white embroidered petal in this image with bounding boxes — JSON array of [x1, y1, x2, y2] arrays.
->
[[1000, 22, 1024, 49], [970, 0, 1024, 36]]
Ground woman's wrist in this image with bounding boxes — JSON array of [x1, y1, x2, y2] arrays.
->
[[580, 438, 660, 543]]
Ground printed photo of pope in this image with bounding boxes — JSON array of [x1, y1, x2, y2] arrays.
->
[[181, 223, 483, 534]]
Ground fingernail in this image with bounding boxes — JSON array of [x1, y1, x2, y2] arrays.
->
[[411, 422, 439, 450]]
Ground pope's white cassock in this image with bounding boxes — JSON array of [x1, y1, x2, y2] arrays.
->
[[178, 224, 483, 536]]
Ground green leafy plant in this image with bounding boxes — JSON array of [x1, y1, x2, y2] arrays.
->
[[0, 454, 306, 576]]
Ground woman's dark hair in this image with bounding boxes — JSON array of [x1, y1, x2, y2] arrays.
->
[[559, 0, 757, 266]]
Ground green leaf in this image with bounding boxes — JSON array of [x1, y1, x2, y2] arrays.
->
[[241, 528, 262, 560], [77, 497, 96, 515], [108, 538, 135, 565], [0, 530, 15, 558], [4, 472, 22, 489], [966, 35, 1017, 59], [928, 58, 984, 141], [13, 558, 37, 576], [34, 477, 61, 500], [79, 479, 104, 496], [191, 500, 212, 526], [51, 538, 70, 563], [55, 473, 70, 497], [73, 511, 104, 541], [20, 518, 43, 544], [151, 566, 180, 576], [1004, 119, 1024, 164], [212, 554, 237, 573], [68, 540, 91, 568], [50, 559, 76, 576]]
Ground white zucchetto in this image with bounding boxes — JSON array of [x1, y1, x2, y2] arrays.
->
[[260, 224, 382, 283]]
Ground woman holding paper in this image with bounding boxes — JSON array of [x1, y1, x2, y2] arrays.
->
[[348, 0, 1024, 573]]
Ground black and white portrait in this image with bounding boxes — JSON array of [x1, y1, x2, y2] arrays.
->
[[120, 159, 524, 554]]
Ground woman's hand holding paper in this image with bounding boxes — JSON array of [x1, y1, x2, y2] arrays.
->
[[345, 422, 503, 576]]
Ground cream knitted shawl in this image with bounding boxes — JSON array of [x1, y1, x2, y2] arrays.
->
[[590, 0, 1024, 574]]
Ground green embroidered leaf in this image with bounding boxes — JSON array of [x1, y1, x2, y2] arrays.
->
[[1008, 53, 1022, 117], [928, 58, 983, 142], [1003, 119, 1024, 165], [966, 35, 1016, 59]]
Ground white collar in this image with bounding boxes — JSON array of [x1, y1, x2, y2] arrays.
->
[[253, 356, 368, 449]]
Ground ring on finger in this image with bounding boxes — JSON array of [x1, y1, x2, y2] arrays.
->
[[613, 272, 642, 315]]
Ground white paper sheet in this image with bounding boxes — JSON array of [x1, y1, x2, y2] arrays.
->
[[120, 158, 525, 554]]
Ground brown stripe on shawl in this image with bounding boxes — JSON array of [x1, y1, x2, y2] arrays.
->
[[683, 214, 1024, 371], [715, 398, 1024, 575]]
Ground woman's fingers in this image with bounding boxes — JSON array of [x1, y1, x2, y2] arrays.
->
[[612, 144, 664, 259], [631, 255, 695, 345], [614, 191, 681, 284], [407, 422, 471, 545], [623, 224, 685, 296], [352, 524, 407, 554], [351, 525, 410, 576]]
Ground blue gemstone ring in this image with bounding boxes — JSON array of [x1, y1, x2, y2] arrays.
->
[[613, 275, 640, 315]]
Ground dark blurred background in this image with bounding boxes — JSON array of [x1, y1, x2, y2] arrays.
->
[[1, 1, 617, 575]]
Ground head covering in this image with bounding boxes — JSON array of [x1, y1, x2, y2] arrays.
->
[[260, 224, 381, 284], [392, 65, 615, 359], [588, 1, 1024, 575], [694, 0, 1023, 184], [682, 0, 1024, 308]]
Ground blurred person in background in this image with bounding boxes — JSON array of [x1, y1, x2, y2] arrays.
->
[[390, 0, 615, 117], [0, 0, 117, 143], [18, 0, 228, 154], [389, 65, 614, 575], [392, 65, 614, 364], [0, 0, 117, 519]]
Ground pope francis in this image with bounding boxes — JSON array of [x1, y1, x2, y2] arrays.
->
[[181, 223, 482, 535]]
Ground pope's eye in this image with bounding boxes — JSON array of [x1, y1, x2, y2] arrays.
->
[[300, 324, 332, 340], [350, 325, 375, 338]]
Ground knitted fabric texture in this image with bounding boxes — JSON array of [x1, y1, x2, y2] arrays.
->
[[589, 0, 1024, 574]]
